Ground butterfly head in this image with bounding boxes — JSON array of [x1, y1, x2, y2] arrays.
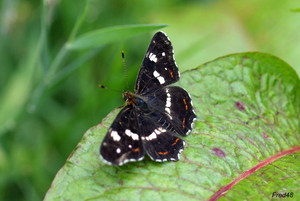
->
[[123, 91, 150, 113]]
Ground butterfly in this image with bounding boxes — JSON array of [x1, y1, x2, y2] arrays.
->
[[100, 31, 196, 165]]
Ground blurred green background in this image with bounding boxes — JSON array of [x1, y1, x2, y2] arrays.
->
[[0, 0, 299, 200]]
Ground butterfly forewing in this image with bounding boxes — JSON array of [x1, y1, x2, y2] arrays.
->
[[135, 32, 179, 95]]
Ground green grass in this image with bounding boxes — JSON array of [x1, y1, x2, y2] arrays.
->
[[0, 0, 299, 200]]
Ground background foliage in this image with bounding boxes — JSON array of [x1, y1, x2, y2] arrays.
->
[[0, 0, 299, 200]]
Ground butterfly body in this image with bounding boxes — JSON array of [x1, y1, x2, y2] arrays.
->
[[100, 32, 196, 166]]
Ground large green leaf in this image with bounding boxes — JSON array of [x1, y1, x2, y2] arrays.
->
[[44, 52, 300, 200]]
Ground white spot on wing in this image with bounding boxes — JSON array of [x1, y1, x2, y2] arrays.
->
[[157, 77, 165, 84], [141, 127, 167, 141], [149, 52, 158, 62], [110, 130, 121, 141], [157, 127, 167, 133], [162, 52, 165, 56], [153, 70, 166, 84], [165, 92, 171, 107], [147, 132, 157, 140], [125, 129, 139, 140], [116, 148, 121, 154], [165, 108, 171, 114], [153, 70, 160, 77], [165, 89, 172, 119]]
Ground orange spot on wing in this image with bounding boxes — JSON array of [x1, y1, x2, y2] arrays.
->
[[168, 69, 174, 78], [172, 138, 180, 146], [158, 151, 169, 155], [182, 118, 186, 129], [183, 98, 189, 110], [132, 148, 140, 152]]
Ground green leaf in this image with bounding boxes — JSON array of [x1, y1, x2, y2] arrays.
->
[[44, 52, 300, 200], [67, 24, 168, 50]]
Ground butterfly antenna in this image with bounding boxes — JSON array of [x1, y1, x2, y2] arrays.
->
[[99, 85, 122, 93], [122, 51, 129, 90]]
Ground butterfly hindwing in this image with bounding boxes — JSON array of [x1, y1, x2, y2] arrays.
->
[[148, 86, 196, 136], [137, 111, 185, 161]]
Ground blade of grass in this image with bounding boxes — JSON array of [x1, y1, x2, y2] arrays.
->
[[67, 24, 168, 50]]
